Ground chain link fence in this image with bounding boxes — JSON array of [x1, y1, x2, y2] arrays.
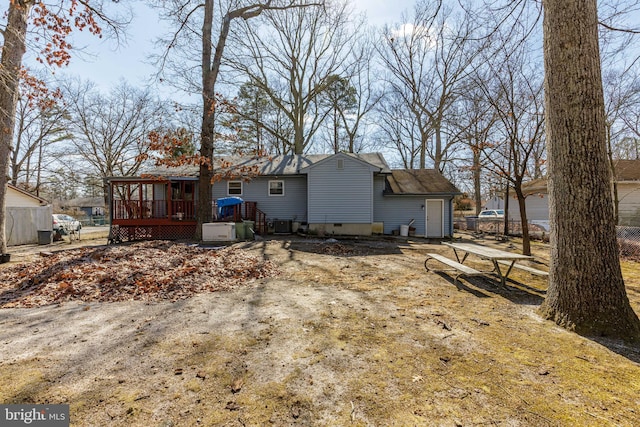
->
[[617, 226, 640, 261], [456, 217, 549, 240], [455, 217, 640, 261]]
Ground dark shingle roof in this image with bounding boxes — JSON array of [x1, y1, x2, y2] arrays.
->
[[134, 153, 391, 178], [385, 169, 460, 195]]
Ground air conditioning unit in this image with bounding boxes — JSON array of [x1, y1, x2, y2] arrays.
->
[[202, 222, 236, 241], [274, 219, 292, 234]]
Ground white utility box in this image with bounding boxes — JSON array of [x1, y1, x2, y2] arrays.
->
[[202, 222, 236, 241]]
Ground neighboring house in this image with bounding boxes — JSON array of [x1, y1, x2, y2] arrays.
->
[[486, 179, 549, 223], [614, 160, 640, 226], [106, 153, 461, 241], [60, 197, 106, 223], [5, 184, 52, 246], [518, 178, 553, 226], [488, 159, 640, 227]]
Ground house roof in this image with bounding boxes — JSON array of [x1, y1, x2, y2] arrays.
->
[[521, 160, 640, 195], [215, 153, 392, 175], [119, 153, 392, 180], [298, 152, 391, 173], [614, 159, 640, 181], [7, 184, 49, 206], [385, 169, 461, 195], [62, 197, 105, 208], [521, 178, 548, 196]]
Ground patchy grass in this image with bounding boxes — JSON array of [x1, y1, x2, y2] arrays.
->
[[0, 236, 639, 426]]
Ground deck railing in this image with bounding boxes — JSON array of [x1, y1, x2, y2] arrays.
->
[[112, 199, 266, 234], [170, 200, 195, 220], [112, 199, 195, 221]]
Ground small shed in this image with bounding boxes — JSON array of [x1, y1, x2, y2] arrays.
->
[[5, 184, 52, 246]]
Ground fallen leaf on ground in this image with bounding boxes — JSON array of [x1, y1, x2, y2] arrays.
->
[[0, 241, 280, 308]]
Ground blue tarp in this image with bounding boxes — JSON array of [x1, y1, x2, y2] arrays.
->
[[217, 197, 243, 218], [217, 197, 244, 208]]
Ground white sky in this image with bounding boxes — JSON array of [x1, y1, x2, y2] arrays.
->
[[35, 0, 416, 96]]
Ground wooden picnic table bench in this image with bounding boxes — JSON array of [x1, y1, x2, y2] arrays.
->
[[424, 253, 483, 284], [435, 242, 533, 286], [496, 260, 548, 277]]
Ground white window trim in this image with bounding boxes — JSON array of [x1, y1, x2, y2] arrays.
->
[[268, 180, 285, 197], [227, 181, 243, 196]]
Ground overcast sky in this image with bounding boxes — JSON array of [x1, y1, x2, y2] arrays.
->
[[41, 1, 416, 96]]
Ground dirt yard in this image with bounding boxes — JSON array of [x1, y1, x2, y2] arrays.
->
[[1, 234, 639, 426]]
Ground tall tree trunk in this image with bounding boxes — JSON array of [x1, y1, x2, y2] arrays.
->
[[514, 186, 531, 256], [473, 147, 482, 215], [333, 105, 339, 153], [541, 0, 640, 339], [433, 127, 443, 173], [503, 183, 510, 237], [197, 0, 220, 239], [294, 111, 304, 154], [0, 1, 33, 254]]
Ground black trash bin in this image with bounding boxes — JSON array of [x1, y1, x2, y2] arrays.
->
[[465, 216, 478, 231], [38, 230, 53, 245]]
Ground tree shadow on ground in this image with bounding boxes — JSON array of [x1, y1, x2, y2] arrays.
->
[[283, 239, 405, 257], [587, 335, 640, 364], [436, 272, 640, 364], [434, 273, 546, 306]]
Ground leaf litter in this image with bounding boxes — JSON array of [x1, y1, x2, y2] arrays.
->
[[0, 240, 279, 308]]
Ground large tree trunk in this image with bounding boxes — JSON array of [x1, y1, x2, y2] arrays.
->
[[196, 0, 218, 240], [540, 0, 640, 339], [0, 1, 33, 254]]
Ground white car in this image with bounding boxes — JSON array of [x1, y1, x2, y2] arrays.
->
[[478, 209, 505, 219], [52, 214, 82, 232]]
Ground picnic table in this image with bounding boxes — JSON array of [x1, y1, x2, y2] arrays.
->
[[425, 241, 534, 286]]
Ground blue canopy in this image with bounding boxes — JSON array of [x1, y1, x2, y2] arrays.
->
[[217, 196, 243, 218], [217, 197, 243, 208]]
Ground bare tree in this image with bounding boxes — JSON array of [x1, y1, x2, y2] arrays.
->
[[541, 0, 640, 339], [324, 27, 384, 154], [374, 90, 422, 168], [59, 79, 167, 203], [378, 0, 484, 172], [0, 0, 127, 253], [11, 73, 70, 195], [151, 0, 323, 237], [473, 38, 545, 255], [452, 83, 499, 215], [228, 0, 354, 154]]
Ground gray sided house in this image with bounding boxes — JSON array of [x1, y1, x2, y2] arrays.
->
[[107, 153, 460, 240], [211, 153, 460, 237]]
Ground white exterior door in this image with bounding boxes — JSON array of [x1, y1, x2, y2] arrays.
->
[[425, 199, 444, 238]]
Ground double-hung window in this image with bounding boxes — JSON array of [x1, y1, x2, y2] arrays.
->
[[228, 181, 243, 196], [269, 180, 284, 196]]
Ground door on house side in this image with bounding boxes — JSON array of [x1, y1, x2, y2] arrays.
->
[[425, 199, 444, 238]]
